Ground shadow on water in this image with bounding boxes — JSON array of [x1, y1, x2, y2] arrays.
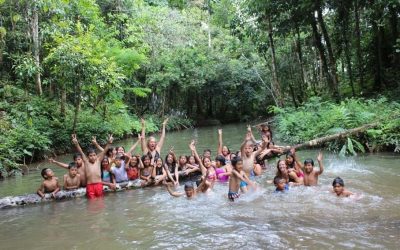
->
[[0, 123, 399, 249]]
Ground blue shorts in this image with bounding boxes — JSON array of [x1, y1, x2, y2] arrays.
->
[[240, 181, 248, 188]]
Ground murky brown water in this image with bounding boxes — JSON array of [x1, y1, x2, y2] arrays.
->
[[0, 123, 399, 249]]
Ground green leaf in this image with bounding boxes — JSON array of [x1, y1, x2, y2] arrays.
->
[[347, 138, 356, 156], [351, 139, 365, 153], [23, 150, 32, 156], [339, 144, 347, 157]]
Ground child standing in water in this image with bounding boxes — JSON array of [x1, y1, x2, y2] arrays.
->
[[215, 155, 231, 182], [273, 176, 289, 193], [228, 156, 254, 201], [140, 154, 154, 187], [303, 152, 324, 186], [111, 154, 129, 183], [332, 177, 354, 197], [48, 153, 86, 187], [72, 134, 113, 199], [217, 129, 233, 163], [63, 163, 81, 190], [37, 168, 60, 198]]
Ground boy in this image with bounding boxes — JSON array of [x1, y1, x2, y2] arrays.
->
[[48, 153, 86, 187], [111, 154, 129, 183], [273, 176, 289, 193], [332, 177, 353, 197], [303, 152, 324, 186], [72, 134, 113, 199], [63, 162, 81, 190], [165, 177, 208, 199], [37, 168, 60, 199], [228, 156, 254, 201]]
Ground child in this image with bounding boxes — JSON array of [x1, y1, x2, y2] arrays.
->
[[215, 155, 231, 182], [303, 152, 324, 186], [217, 129, 233, 163], [111, 154, 129, 183], [152, 158, 166, 185], [165, 177, 209, 199], [37, 168, 60, 198], [48, 153, 86, 187], [286, 148, 304, 179], [189, 141, 216, 191], [140, 154, 153, 186], [164, 152, 178, 186], [101, 157, 116, 190], [273, 176, 289, 193], [63, 162, 81, 190], [72, 134, 113, 199], [127, 155, 141, 181], [228, 156, 254, 201], [332, 177, 353, 197]]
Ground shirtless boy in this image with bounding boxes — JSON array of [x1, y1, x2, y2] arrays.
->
[[228, 156, 254, 201], [63, 162, 81, 190], [72, 134, 113, 199], [303, 152, 324, 186], [48, 153, 86, 187], [37, 168, 60, 199], [332, 177, 354, 197]]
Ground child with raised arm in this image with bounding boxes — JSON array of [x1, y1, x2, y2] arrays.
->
[[37, 168, 60, 199], [140, 154, 154, 187], [217, 129, 233, 163], [189, 141, 216, 191], [303, 152, 324, 186], [332, 177, 354, 197], [141, 118, 168, 165], [228, 156, 254, 201], [48, 153, 86, 187], [165, 175, 209, 199], [63, 163, 81, 190], [72, 134, 113, 199]]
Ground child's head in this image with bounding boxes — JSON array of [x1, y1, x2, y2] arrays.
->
[[101, 157, 110, 170], [141, 154, 152, 167], [304, 158, 314, 173], [231, 156, 243, 171], [222, 146, 230, 156], [244, 141, 254, 156], [87, 148, 97, 163], [114, 154, 124, 167], [73, 153, 83, 167], [106, 147, 116, 158], [273, 176, 286, 191], [184, 182, 195, 198], [203, 149, 211, 158], [41, 168, 54, 179], [188, 155, 196, 165], [332, 177, 345, 195], [165, 153, 175, 165], [68, 162, 78, 177], [147, 136, 157, 150], [130, 156, 139, 167], [285, 152, 294, 166], [276, 160, 288, 177], [179, 155, 187, 166], [215, 155, 226, 167], [156, 157, 163, 167], [202, 157, 212, 168], [116, 146, 125, 154]]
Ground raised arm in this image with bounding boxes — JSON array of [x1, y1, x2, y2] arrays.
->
[[98, 134, 113, 161], [91, 136, 104, 152], [316, 152, 324, 175], [252, 136, 269, 158], [217, 129, 223, 156], [247, 125, 257, 144], [127, 135, 141, 156], [156, 118, 169, 152], [48, 158, 68, 169], [71, 134, 88, 162], [140, 118, 147, 154], [189, 140, 206, 176], [165, 182, 184, 197]]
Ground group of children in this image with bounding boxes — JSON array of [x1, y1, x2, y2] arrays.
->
[[37, 121, 353, 201]]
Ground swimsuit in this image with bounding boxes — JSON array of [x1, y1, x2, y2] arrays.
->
[[228, 191, 240, 201], [206, 168, 217, 181], [101, 170, 112, 183], [127, 167, 139, 180], [86, 183, 103, 199], [215, 167, 229, 182]]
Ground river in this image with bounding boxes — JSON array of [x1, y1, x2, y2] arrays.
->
[[0, 123, 399, 249]]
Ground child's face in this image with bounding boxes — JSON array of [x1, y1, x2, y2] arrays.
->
[[143, 157, 151, 166], [203, 151, 211, 158], [117, 147, 125, 154], [188, 156, 195, 164], [112, 148, 117, 155], [333, 184, 344, 195], [234, 161, 243, 172], [114, 158, 122, 167], [167, 154, 173, 164], [74, 157, 83, 167], [275, 180, 286, 191], [286, 156, 294, 164], [69, 167, 78, 177], [222, 146, 229, 156], [101, 160, 109, 170], [45, 169, 54, 178], [278, 161, 287, 174], [130, 157, 138, 166], [203, 158, 211, 168], [304, 163, 313, 173], [185, 188, 194, 198], [156, 159, 162, 167], [179, 157, 187, 165], [244, 144, 253, 156], [88, 153, 97, 163]]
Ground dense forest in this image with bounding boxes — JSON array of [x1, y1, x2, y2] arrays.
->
[[0, 0, 399, 175]]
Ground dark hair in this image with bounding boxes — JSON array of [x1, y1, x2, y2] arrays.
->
[[222, 145, 231, 154], [116, 146, 125, 152], [273, 176, 284, 185], [142, 154, 152, 162], [184, 182, 194, 190], [332, 177, 345, 187], [203, 149, 211, 154], [202, 156, 211, 166], [87, 148, 96, 155], [285, 152, 295, 168], [129, 155, 139, 167], [106, 147, 114, 157], [165, 153, 176, 166], [304, 158, 314, 166], [68, 162, 77, 169], [73, 153, 82, 160], [41, 168, 50, 179], [215, 155, 226, 166], [231, 156, 242, 167], [115, 154, 124, 160], [276, 160, 287, 177]]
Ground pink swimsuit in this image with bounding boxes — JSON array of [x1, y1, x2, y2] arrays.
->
[[215, 168, 229, 182]]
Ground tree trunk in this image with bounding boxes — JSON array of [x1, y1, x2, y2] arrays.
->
[[60, 84, 66, 119], [295, 25, 306, 94], [267, 15, 284, 107], [371, 1, 385, 90], [316, 5, 340, 101], [354, 0, 364, 89], [389, 4, 399, 67], [30, 0, 42, 96], [72, 82, 81, 133]]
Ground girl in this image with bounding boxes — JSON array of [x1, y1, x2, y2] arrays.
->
[[152, 158, 166, 186], [217, 129, 233, 163], [127, 155, 141, 181], [140, 154, 153, 187], [286, 148, 304, 181], [164, 152, 178, 186], [101, 157, 116, 190], [215, 155, 231, 182], [190, 141, 216, 191]]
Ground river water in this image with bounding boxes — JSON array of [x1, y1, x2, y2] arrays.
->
[[0, 123, 399, 249]]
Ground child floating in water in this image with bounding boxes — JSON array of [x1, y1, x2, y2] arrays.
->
[[37, 168, 60, 199], [228, 156, 254, 201], [63, 163, 81, 190], [332, 177, 354, 197], [303, 152, 324, 186], [165, 177, 209, 199], [273, 176, 289, 193]]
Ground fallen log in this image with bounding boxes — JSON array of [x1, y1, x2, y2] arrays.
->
[[0, 180, 142, 209]]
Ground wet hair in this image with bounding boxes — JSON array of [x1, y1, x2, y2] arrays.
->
[[215, 155, 226, 166], [285, 152, 295, 168], [106, 147, 115, 157], [115, 154, 124, 160], [129, 155, 140, 167], [304, 158, 314, 166], [231, 156, 242, 167], [116, 146, 125, 153], [179, 155, 187, 162], [273, 176, 284, 185], [203, 149, 211, 155], [202, 156, 211, 166], [276, 160, 287, 177], [68, 162, 77, 169], [184, 182, 194, 190], [41, 168, 50, 179], [156, 157, 164, 166], [332, 177, 345, 187], [73, 153, 82, 160], [87, 148, 96, 156], [165, 153, 176, 165], [141, 154, 152, 162]]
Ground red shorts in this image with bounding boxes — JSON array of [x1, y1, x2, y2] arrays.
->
[[86, 183, 104, 199]]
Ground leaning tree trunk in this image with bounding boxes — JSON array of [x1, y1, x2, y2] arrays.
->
[[354, 0, 364, 90], [30, 0, 42, 96]]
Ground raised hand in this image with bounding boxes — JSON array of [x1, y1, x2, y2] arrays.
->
[[189, 140, 196, 151], [317, 152, 323, 162], [218, 129, 222, 135], [169, 146, 174, 154], [162, 117, 169, 126], [107, 134, 114, 144], [138, 134, 142, 141], [91, 136, 97, 145], [247, 125, 252, 132], [71, 134, 78, 145], [48, 157, 55, 163]]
